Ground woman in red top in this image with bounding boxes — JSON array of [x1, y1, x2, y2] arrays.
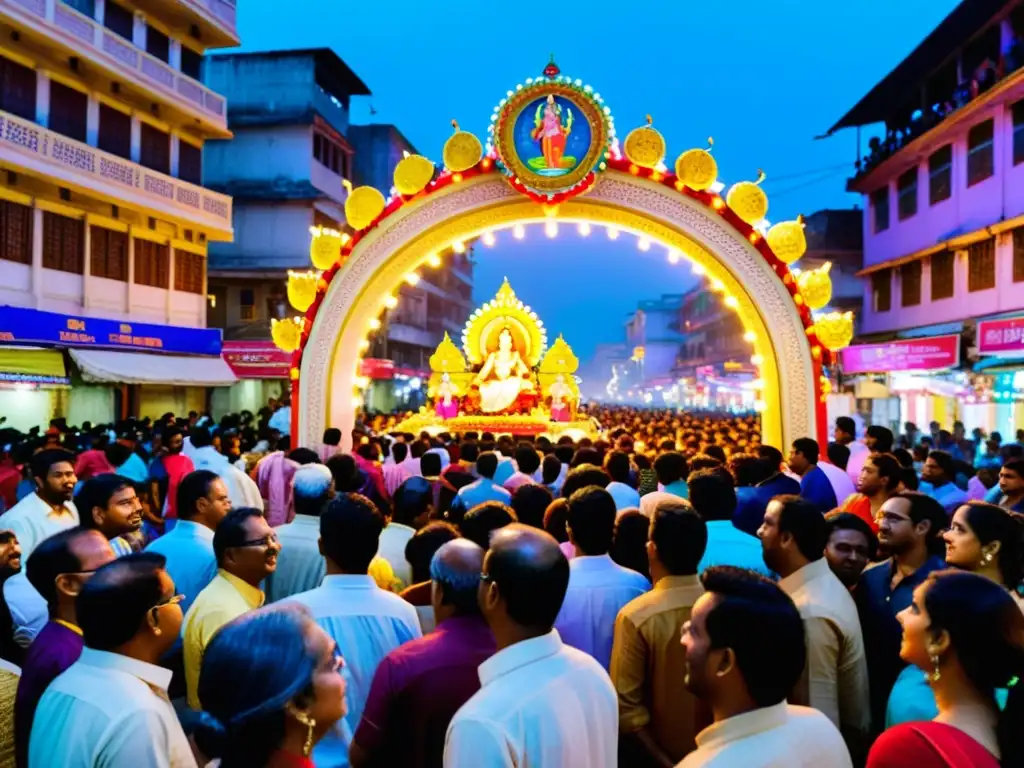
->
[[193, 605, 347, 768], [867, 570, 1024, 768]]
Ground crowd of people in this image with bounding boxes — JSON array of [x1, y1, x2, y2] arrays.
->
[[0, 403, 1021, 767]]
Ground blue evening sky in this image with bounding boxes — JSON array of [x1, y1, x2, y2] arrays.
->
[[240, 0, 960, 361]]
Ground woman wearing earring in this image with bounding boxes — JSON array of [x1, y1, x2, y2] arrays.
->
[[867, 570, 1024, 767], [887, 502, 1024, 726], [193, 604, 347, 768]]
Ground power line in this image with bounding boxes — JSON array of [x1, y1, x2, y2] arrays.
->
[[767, 168, 850, 199], [760, 162, 852, 186]]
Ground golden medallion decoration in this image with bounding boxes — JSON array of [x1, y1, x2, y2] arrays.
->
[[624, 115, 665, 169], [393, 154, 435, 196], [271, 317, 303, 353], [309, 226, 345, 271], [444, 121, 483, 173], [767, 215, 808, 264], [812, 312, 855, 352], [796, 263, 833, 310], [727, 170, 769, 224], [675, 137, 718, 191], [344, 185, 386, 231], [287, 270, 320, 312]]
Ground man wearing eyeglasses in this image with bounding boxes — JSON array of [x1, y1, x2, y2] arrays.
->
[[15, 528, 115, 768], [182, 507, 280, 710], [29, 554, 194, 768]]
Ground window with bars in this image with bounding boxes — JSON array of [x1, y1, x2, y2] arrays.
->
[[901, 260, 922, 306], [0, 54, 37, 122], [313, 132, 351, 178], [89, 226, 127, 281], [42, 212, 83, 274], [871, 187, 889, 233], [929, 145, 952, 205], [140, 123, 170, 175], [1014, 229, 1024, 283], [174, 250, 204, 294], [178, 141, 202, 185], [931, 250, 955, 300], [897, 168, 918, 220], [967, 238, 996, 291], [872, 269, 892, 312], [967, 119, 995, 187], [0, 200, 32, 265], [98, 104, 131, 159], [1014, 100, 1024, 167], [48, 81, 88, 142], [133, 238, 169, 288]]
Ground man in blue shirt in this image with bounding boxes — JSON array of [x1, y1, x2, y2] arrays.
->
[[917, 449, 968, 515], [733, 446, 801, 537], [855, 492, 947, 732], [688, 468, 772, 578], [453, 452, 511, 516], [788, 438, 837, 514]]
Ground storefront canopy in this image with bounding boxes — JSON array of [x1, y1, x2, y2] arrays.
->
[[69, 350, 237, 387], [0, 347, 69, 387]]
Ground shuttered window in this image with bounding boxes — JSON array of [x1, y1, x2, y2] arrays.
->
[[173, 250, 204, 294], [48, 80, 88, 142], [967, 238, 996, 292], [178, 141, 202, 185], [89, 226, 128, 281], [0, 54, 37, 122], [931, 251, 955, 300], [901, 261, 922, 306], [98, 104, 131, 159], [1013, 228, 1024, 283], [140, 123, 170, 175], [0, 200, 32, 265], [133, 238, 169, 288], [872, 269, 892, 312], [42, 212, 84, 274]]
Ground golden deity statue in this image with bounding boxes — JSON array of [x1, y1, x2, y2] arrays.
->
[[474, 326, 536, 412]]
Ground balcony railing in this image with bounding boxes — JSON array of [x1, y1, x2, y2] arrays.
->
[[0, 0, 227, 131], [182, 0, 236, 35], [0, 108, 232, 236]]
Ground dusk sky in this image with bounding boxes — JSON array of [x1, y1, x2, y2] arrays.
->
[[242, 0, 961, 361]]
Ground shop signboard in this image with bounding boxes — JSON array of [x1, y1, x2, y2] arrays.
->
[[222, 341, 291, 378], [977, 317, 1024, 355], [0, 306, 221, 356], [841, 334, 960, 374]]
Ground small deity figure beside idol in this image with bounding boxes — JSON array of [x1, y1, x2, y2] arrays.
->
[[549, 373, 573, 422], [435, 372, 460, 419]]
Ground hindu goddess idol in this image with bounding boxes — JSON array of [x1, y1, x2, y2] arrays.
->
[[531, 94, 572, 171], [473, 327, 535, 413]]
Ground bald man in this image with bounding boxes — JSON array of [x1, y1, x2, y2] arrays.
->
[[351, 539, 496, 768], [444, 525, 618, 768]]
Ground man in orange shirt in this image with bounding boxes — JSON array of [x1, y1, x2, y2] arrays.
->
[[839, 453, 901, 533]]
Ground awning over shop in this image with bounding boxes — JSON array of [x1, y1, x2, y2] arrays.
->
[[0, 347, 69, 387], [69, 350, 237, 387]]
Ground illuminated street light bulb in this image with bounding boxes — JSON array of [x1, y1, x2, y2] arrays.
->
[[513, 223, 525, 239], [482, 231, 496, 247], [724, 295, 739, 309], [607, 227, 620, 240], [405, 272, 420, 286], [637, 237, 651, 251], [545, 220, 558, 238], [384, 295, 398, 309], [426, 253, 442, 268], [368, 317, 381, 331], [452, 241, 466, 254], [578, 222, 591, 236], [667, 249, 680, 264], [743, 330, 757, 343]]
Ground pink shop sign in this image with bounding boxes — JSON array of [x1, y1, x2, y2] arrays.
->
[[841, 335, 960, 374], [977, 317, 1024, 355]]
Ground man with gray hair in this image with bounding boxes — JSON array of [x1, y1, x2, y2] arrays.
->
[[350, 538, 496, 768], [265, 463, 333, 602]]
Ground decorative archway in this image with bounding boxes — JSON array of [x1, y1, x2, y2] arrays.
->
[[281, 63, 852, 452]]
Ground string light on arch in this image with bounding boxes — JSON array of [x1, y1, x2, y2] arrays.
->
[[482, 231, 496, 247], [545, 220, 558, 238], [607, 227, 620, 240], [513, 223, 525, 240], [426, 253, 442, 268], [637, 237, 651, 252]]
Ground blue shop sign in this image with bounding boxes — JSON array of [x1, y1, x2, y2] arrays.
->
[[0, 306, 222, 356]]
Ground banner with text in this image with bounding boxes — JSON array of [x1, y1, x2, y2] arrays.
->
[[841, 334, 960, 374], [977, 317, 1024, 355]]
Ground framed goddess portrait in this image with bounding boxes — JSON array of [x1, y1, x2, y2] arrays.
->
[[495, 82, 610, 194]]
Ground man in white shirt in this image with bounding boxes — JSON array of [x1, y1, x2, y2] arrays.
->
[[188, 427, 263, 510], [29, 553, 196, 768], [3, 449, 79, 649], [679, 566, 851, 768], [604, 450, 641, 512], [758, 496, 870, 761], [377, 477, 432, 590], [554, 486, 649, 669], [445, 524, 617, 768], [287, 493, 421, 768]]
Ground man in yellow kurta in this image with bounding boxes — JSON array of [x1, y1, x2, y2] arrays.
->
[[182, 508, 280, 709]]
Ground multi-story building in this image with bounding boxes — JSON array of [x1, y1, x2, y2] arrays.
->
[[801, 208, 864, 317], [203, 47, 364, 415], [829, 0, 1024, 433], [204, 48, 474, 417], [0, 0, 239, 431], [623, 294, 684, 398]]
